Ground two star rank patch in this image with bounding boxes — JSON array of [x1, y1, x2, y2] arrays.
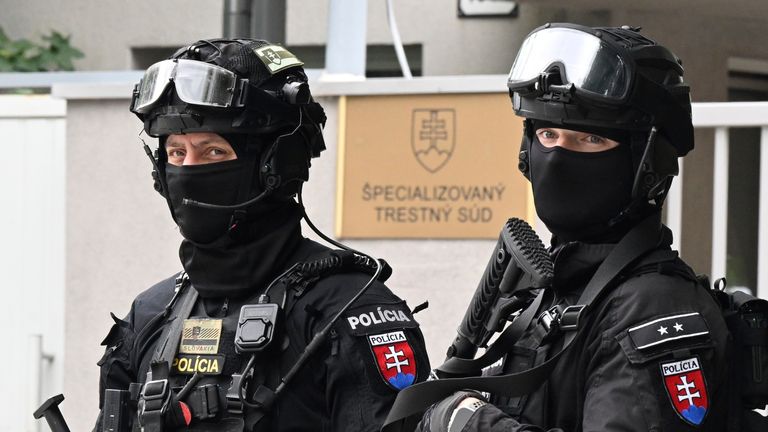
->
[[367, 331, 417, 390], [627, 312, 710, 351], [627, 312, 711, 426]]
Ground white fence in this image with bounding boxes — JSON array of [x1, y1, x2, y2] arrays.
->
[[686, 102, 768, 296], [0, 95, 67, 432]]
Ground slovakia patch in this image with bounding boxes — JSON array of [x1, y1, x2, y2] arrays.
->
[[660, 357, 709, 426], [368, 331, 417, 390]]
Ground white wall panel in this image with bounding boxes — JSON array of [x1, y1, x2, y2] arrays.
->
[[0, 96, 66, 432]]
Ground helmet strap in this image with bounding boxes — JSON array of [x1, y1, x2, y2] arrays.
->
[[518, 119, 534, 180], [144, 135, 179, 225]]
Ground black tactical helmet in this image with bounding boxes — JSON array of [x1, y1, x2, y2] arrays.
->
[[509, 23, 691, 204], [130, 38, 326, 201], [131, 38, 326, 143]]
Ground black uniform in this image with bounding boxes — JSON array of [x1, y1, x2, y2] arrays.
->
[[96, 237, 430, 431], [465, 222, 729, 431]]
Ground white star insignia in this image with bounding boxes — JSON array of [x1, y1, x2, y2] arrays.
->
[[673, 322, 684, 332], [658, 325, 668, 335]]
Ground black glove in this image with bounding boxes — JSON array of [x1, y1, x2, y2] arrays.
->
[[416, 391, 485, 432]]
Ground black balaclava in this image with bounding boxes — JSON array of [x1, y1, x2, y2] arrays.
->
[[163, 134, 303, 299], [528, 121, 636, 243]]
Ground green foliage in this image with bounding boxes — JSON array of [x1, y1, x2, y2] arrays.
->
[[0, 27, 84, 72]]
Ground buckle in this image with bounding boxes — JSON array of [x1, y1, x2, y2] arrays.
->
[[225, 374, 244, 415], [142, 379, 168, 401], [537, 306, 560, 332], [559, 305, 585, 331], [537, 304, 585, 333]]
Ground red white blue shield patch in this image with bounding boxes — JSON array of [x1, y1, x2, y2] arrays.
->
[[368, 331, 417, 390], [660, 357, 709, 426]]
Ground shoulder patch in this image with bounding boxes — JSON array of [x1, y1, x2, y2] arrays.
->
[[628, 312, 709, 350], [253, 45, 304, 74], [660, 356, 709, 426], [368, 331, 417, 390], [344, 303, 418, 336]]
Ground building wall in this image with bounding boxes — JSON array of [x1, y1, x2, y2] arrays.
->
[[0, 0, 224, 70], [64, 98, 183, 430]]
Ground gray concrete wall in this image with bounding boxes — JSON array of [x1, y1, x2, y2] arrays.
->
[[1, 0, 224, 70], [287, 0, 541, 76], [64, 98, 183, 430]]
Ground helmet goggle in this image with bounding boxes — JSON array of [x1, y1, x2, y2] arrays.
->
[[507, 26, 632, 103], [131, 59, 245, 114]]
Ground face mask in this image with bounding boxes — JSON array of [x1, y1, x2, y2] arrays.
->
[[165, 159, 246, 244], [529, 136, 634, 242]]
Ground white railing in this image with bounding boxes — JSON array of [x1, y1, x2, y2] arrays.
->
[[681, 102, 768, 297]]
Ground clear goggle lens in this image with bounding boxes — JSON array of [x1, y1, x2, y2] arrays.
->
[[133, 59, 237, 113], [507, 27, 630, 100]]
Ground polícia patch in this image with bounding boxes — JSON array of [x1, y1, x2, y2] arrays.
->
[[660, 356, 709, 426], [368, 331, 417, 391]]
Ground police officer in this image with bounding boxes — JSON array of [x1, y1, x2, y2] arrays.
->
[[95, 38, 429, 431], [416, 24, 729, 431]]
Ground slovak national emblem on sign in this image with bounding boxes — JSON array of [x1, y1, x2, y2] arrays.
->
[[660, 357, 709, 426], [368, 331, 417, 390], [411, 109, 455, 173]]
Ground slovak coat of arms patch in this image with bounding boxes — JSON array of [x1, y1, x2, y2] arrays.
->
[[368, 330, 417, 390], [660, 356, 709, 426]]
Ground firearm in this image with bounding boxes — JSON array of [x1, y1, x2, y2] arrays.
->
[[33, 394, 70, 432], [379, 218, 554, 431], [445, 218, 553, 362], [34, 389, 133, 432]]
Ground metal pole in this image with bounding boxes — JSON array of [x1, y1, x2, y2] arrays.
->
[[711, 127, 729, 283], [27, 334, 43, 432], [666, 158, 684, 253], [386, 0, 412, 79], [758, 126, 768, 298], [251, 0, 286, 44], [223, 0, 253, 38], [324, 0, 367, 80]]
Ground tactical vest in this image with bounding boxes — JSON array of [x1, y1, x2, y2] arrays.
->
[[128, 249, 390, 432]]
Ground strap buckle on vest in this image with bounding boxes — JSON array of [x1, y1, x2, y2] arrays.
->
[[225, 374, 244, 415], [142, 379, 169, 403], [537, 304, 585, 333], [537, 306, 559, 333], [559, 305, 585, 331], [139, 379, 170, 431]]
